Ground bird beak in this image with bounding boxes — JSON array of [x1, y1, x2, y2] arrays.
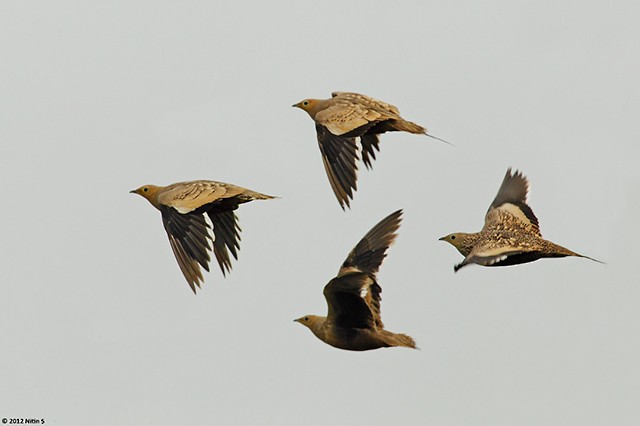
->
[[291, 103, 298, 108], [129, 189, 137, 194], [438, 236, 446, 241], [293, 318, 300, 323]]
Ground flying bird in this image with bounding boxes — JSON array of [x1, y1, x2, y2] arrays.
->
[[439, 168, 602, 272], [293, 91, 448, 209], [130, 180, 275, 293], [294, 210, 416, 351]]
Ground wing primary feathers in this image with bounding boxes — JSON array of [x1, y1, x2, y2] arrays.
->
[[316, 124, 359, 209], [483, 168, 541, 235], [161, 208, 212, 270], [207, 209, 242, 276], [167, 234, 203, 293], [340, 210, 402, 276], [360, 134, 380, 170]]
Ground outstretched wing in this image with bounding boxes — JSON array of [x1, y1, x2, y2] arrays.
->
[[316, 124, 359, 209], [206, 209, 242, 276], [324, 210, 403, 328], [360, 133, 380, 170], [483, 168, 541, 236], [160, 206, 213, 293], [339, 209, 402, 277]]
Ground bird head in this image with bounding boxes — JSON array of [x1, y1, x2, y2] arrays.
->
[[294, 315, 324, 333], [439, 233, 475, 256], [129, 184, 162, 209], [292, 98, 322, 119]]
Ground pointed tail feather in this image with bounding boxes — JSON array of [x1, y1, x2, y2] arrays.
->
[[576, 253, 605, 264], [425, 132, 454, 146], [548, 242, 604, 264]]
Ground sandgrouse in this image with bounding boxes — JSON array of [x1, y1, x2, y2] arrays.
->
[[295, 210, 416, 351], [293, 92, 448, 209], [440, 168, 601, 272], [130, 180, 275, 293]]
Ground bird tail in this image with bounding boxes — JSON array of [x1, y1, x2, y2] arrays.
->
[[243, 190, 279, 201], [548, 242, 604, 264], [425, 132, 453, 146], [575, 253, 605, 264], [394, 119, 452, 145], [393, 119, 426, 135], [382, 330, 417, 349]]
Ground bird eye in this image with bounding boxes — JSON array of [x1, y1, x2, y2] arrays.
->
[[304, 317, 309, 321], [303, 100, 309, 106], [143, 187, 148, 192], [450, 235, 456, 240]]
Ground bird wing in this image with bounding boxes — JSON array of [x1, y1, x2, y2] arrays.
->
[[206, 209, 241, 276], [339, 209, 402, 277], [315, 123, 359, 209], [316, 98, 390, 136], [158, 181, 245, 214], [324, 273, 382, 329], [331, 92, 401, 115], [360, 133, 380, 170], [483, 168, 541, 236], [167, 234, 204, 293], [160, 206, 213, 293], [326, 209, 402, 328]]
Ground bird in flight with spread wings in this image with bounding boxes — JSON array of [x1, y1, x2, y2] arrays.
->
[[293, 92, 449, 209], [439, 168, 602, 272], [294, 210, 416, 351], [130, 180, 276, 293]]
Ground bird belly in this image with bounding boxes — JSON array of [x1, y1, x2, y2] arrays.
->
[[324, 327, 389, 351]]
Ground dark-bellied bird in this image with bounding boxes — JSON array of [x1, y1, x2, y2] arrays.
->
[[439, 168, 602, 272], [293, 92, 448, 209], [294, 210, 416, 351], [130, 180, 276, 293]]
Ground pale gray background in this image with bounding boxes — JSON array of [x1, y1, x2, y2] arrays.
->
[[1, 1, 638, 425]]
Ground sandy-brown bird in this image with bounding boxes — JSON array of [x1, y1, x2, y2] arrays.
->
[[293, 92, 448, 209], [294, 210, 416, 351], [439, 168, 602, 272], [130, 180, 275, 293]]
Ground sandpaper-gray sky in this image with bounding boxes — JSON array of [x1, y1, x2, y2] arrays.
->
[[1, 1, 638, 425]]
